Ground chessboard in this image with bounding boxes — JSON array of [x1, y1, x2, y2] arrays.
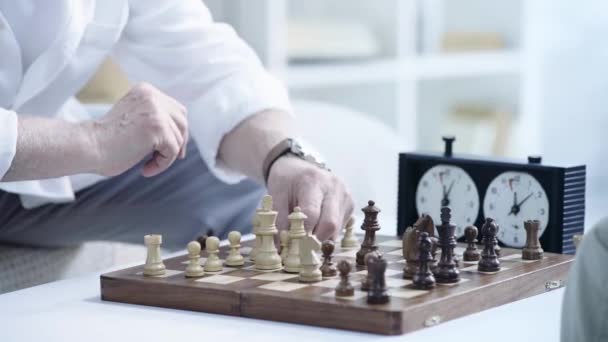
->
[[100, 235, 573, 335]]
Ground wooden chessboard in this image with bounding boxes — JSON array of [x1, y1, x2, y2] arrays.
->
[[100, 235, 573, 335]]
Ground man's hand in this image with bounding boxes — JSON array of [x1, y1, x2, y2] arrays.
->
[[88, 83, 189, 177], [267, 155, 354, 241]]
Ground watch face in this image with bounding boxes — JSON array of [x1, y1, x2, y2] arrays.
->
[[415, 164, 480, 238], [483, 171, 549, 248]]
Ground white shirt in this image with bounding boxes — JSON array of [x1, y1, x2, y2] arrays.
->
[[0, 0, 291, 208]]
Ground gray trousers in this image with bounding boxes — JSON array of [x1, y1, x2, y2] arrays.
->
[[0, 142, 264, 250], [561, 217, 608, 341]]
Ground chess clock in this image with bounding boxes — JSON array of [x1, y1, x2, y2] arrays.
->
[[397, 136, 586, 254]]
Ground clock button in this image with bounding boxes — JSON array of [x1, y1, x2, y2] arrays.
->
[[442, 136, 455, 157]]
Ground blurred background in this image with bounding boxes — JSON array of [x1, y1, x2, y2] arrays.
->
[[187, 0, 603, 225], [4, 0, 607, 293]]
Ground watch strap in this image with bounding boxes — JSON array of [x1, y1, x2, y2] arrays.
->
[[262, 138, 328, 184]]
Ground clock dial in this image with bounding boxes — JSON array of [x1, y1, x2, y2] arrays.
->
[[483, 171, 549, 248], [415, 164, 480, 238]]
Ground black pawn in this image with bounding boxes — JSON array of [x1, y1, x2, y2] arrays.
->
[[463, 225, 481, 262], [361, 251, 380, 291], [478, 218, 501, 272], [434, 207, 460, 284], [412, 232, 436, 290], [320, 240, 337, 277], [367, 254, 389, 304], [335, 260, 355, 297]]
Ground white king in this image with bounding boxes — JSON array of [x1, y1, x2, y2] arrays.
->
[[254, 195, 282, 270], [284, 206, 308, 273]]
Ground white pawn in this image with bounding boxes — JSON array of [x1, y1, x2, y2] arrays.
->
[[203, 236, 223, 272], [144, 234, 166, 276], [280, 230, 289, 264], [341, 216, 358, 248], [226, 231, 245, 267], [185, 241, 205, 278]]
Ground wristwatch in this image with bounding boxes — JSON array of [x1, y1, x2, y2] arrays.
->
[[262, 138, 329, 184]]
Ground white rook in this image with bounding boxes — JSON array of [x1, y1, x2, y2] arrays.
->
[[143, 234, 166, 276]]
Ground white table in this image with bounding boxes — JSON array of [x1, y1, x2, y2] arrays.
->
[[0, 261, 564, 342]]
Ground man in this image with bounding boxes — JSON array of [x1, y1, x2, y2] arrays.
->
[[0, 1, 353, 249], [561, 219, 608, 341]]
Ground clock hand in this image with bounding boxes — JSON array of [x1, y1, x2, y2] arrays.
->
[[508, 192, 519, 216], [508, 192, 533, 216], [446, 180, 455, 198], [516, 193, 534, 208], [441, 187, 449, 207]]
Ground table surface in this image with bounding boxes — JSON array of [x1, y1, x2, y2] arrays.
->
[[0, 232, 566, 342]]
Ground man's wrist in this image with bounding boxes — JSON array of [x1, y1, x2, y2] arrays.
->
[[77, 120, 103, 174], [218, 109, 295, 182], [263, 138, 329, 185]]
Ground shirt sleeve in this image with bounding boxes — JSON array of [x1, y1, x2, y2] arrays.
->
[[0, 108, 18, 180], [112, 0, 292, 183]]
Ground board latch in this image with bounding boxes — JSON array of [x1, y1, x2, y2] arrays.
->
[[424, 315, 442, 327], [545, 280, 565, 291]]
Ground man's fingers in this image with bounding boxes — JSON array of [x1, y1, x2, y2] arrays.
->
[[142, 129, 180, 177], [296, 184, 323, 234], [168, 119, 184, 149], [167, 118, 186, 159], [165, 103, 188, 159], [180, 129, 189, 159], [270, 189, 290, 246], [168, 106, 188, 138], [316, 192, 342, 242], [342, 190, 356, 224]]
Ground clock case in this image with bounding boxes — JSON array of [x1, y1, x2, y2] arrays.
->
[[397, 150, 585, 254]]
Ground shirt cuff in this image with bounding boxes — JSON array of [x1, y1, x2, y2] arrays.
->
[[188, 70, 292, 184], [0, 108, 18, 180]]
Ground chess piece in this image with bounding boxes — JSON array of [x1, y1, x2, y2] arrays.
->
[[478, 218, 501, 273], [463, 225, 481, 262], [367, 254, 389, 304], [429, 236, 439, 271], [402, 226, 418, 279], [320, 240, 337, 278], [414, 214, 436, 237], [341, 216, 358, 248], [402, 215, 438, 279], [284, 207, 307, 273], [299, 233, 322, 282], [335, 260, 355, 297], [522, 220, 544, 260], [494, 239, 501, 257], [412, 232, 436, 290], [196, 229, 214, 251], [249, 208, 262, 262], [144, 234, 166, 276], [185, 241, 205, 278], [225, 231, 245, 267], [433, 207, 460, 284], [280, 230, 289, 264], [203, 236, 223, 272], [361, 250, 381, 291], [481, 226, 501, 257], [356, 200, 381, 265], [254, 195, 282, 270]]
